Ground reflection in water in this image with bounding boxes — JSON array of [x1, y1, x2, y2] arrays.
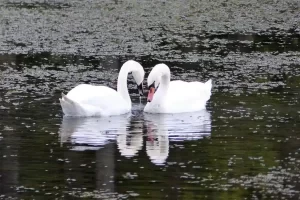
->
[[59, 116, 130, 198], [144, 110, 211, 165], [1, 0, 300, 197], [117, 129, 143, 158], [59, 109, 211, 165], [59, 114, 130, 151], [145, 123, 169, 165], [59, 113, 144, 158]]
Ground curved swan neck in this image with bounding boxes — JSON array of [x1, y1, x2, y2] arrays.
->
[[117, 67, 130, 105], [160, 71, 170, 88], [154, 64, 171, 100], [117, 60, 142, 106]]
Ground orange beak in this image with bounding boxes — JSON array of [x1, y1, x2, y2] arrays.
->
[[147, 87, 155, 102]]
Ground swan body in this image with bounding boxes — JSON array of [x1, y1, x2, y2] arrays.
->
[[60, 60, 145, 117], [144, 64, 212, 113]]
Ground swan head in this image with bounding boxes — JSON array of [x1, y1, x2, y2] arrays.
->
[[131, 65, 145, 97], [122, 60, 145, 97], [147, 64, 169, 102]]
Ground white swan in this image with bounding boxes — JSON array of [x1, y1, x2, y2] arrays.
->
[[60, 60, 145, 117], [144, 64, 212, 113]]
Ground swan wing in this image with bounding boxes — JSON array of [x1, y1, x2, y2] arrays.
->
[[62, 84, 129, 116], [163, 79, 212, 112], [169, 79, 211, 100]]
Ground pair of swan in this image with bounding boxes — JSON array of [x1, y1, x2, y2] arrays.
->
[[60, 60, 212, 117]]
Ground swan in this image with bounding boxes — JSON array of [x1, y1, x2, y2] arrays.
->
[[144, 64, 212, 113], [60, 60, 145, 117]]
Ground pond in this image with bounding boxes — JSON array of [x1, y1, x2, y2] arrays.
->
[[1, 0, 300, 199]]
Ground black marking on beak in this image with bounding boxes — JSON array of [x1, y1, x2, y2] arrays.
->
[[147, 82, 156, 102], [148, 82, 159, 92], [148, 82, 155, 90], [137, 83, 144, 96]]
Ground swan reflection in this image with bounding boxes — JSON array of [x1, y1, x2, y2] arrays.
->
[[144, 110, 211, 165], [145, 123, 169, 165], [117, 121, 143, 158], [59, 114, 130, 151], [59, 110, 211, 163]]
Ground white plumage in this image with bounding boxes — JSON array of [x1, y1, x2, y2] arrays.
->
[[60, 60, 145, 117], [144, 64, 212, 113]]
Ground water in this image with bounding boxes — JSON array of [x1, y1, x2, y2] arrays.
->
[[1, 0, 300, 199]]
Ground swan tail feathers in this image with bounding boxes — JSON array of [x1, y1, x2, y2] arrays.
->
[[62, 95, 76, 105], [202, 79, 212, 102], [61, 92, 66, 98], [59, 95, 85, 116], [205, 79, 212, 90]]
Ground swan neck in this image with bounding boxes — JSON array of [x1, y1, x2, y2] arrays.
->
[[161, 73, 170, 88], [156, 69, 170, 100], [117, 66, 131, 106]]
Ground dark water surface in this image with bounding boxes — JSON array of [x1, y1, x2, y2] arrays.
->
[[1, 0, 300, 199]]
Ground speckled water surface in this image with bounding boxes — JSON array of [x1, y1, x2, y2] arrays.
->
[[1, 0, 300, 199]]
